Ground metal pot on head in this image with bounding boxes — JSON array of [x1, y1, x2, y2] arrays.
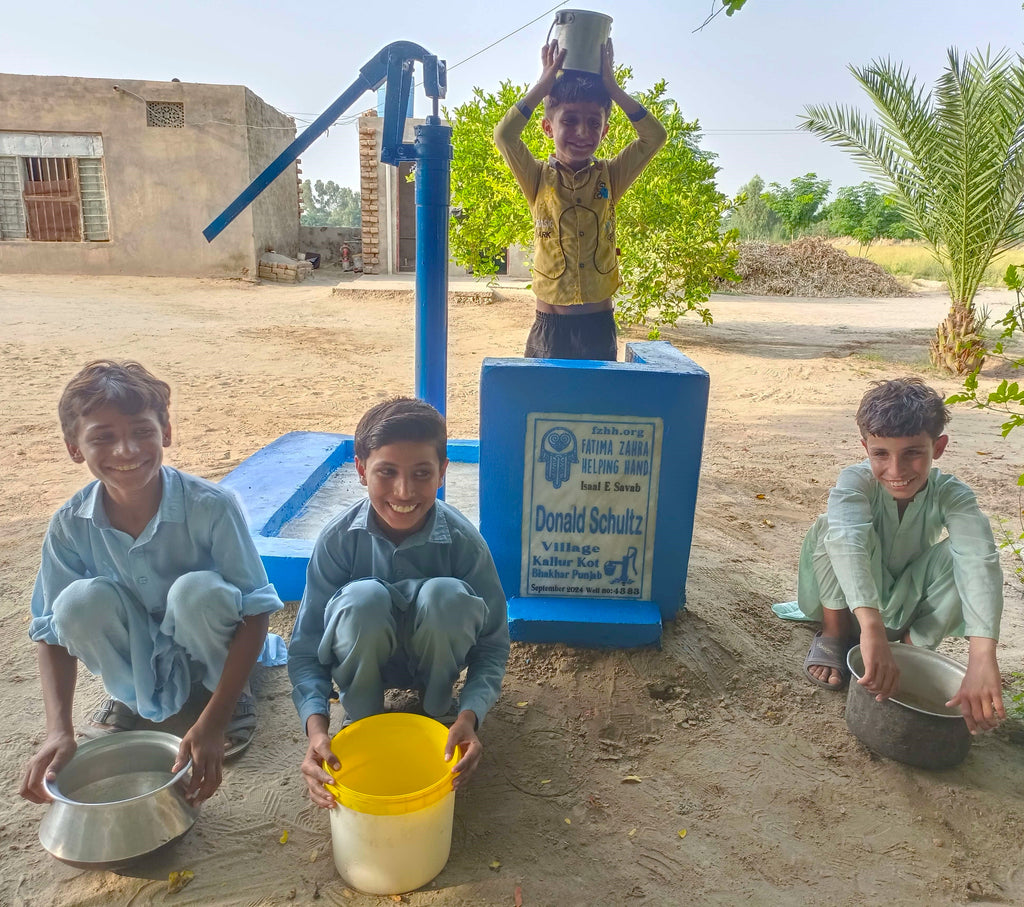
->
[[547, 9, 613, 76]]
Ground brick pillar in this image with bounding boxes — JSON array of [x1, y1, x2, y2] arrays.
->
[[358, 112, 381, 274]]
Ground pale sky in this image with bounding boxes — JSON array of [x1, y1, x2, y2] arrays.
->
[[5, 0, 1023, 200]]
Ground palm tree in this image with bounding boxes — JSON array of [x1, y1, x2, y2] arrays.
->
[[801, 48, 1024, 375]]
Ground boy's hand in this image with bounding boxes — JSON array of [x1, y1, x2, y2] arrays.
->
[[535, 40, 567, 96], [855, 612, 899, 701], [600, 39, 618, 95], [174, 717, 227, 804], [522, 40, 567, 112], [444, 711, 482, 790], [947, 637, 1006, 733], [20, 731, 77, 804], [301, 724, 341, 810], [599, 38, 643, 118]]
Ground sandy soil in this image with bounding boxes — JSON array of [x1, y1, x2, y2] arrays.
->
[[1, 270, 1022, 907]]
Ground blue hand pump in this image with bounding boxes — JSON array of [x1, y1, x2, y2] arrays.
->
[[203, 43, 452, 423]]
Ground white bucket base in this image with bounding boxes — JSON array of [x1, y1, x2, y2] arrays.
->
[[329, 790, 455, 895]]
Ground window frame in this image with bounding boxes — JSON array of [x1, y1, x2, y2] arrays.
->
[[0, 133, 110, 243]]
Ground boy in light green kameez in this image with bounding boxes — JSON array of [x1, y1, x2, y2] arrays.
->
[[786, 378, 1004, 734]]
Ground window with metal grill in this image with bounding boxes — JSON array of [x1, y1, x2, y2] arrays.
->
[[0, 150, 109, 242]]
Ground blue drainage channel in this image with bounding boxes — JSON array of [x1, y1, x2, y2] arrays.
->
[[220, 435, 479, 603]]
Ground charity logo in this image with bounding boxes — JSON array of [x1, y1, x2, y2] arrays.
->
[[538, 426, 578, 489]]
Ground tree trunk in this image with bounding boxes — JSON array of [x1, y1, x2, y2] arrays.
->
[[929, 303, 986, 375]]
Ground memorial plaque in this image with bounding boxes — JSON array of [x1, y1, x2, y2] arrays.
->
[[521, 412, 662, 599]]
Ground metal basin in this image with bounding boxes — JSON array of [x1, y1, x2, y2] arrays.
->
[[845, 643, 971, 769], [39, 730, 199, 868]]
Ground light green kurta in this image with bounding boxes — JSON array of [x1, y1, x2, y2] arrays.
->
[[796, 461, 1002, 647]]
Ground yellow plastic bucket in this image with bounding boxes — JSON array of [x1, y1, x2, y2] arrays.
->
[[323, 713, 458, 894]]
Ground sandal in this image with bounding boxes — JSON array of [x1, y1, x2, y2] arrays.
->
[[224, 692, 257, 759], [80, 697, 138, 739], [803, 631, 851, 690]]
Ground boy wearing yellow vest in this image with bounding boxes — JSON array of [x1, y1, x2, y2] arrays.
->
[[494, 38, 666, 360]]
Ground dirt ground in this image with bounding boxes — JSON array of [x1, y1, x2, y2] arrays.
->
[[1, 270, 1023, 907]]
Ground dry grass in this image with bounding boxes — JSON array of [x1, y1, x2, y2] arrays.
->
[[734, 237, 907, 297], [832, 239, 1024, 287]]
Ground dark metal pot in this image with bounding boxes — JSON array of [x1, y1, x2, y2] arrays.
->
[[845, 643, 971, 769]]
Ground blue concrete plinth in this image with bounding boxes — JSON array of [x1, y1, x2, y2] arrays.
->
[[479, 341, 709, 648], [221, 431, 350, 601], [508, 597, 663, 647]]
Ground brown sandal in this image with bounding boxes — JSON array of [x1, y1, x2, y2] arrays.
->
[[802, 631, 851, 690], [224, 693, 257, 759], [80, 697, 138, 739]]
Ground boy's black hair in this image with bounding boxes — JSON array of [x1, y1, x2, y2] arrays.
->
[[354, 397, 447, 464], [855, 378, 950, 440], [58, 360, 171, 445], [544, 72, 612, 114]]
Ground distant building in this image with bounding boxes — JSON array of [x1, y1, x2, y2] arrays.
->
[[0, 73, 300, 278], [357, 107, 528, 279]]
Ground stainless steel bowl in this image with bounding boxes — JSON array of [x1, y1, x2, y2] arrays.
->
[[39, 730, 199, 868], [845, 643, 971, 769]]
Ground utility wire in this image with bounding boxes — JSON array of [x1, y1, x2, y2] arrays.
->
[[446, 0, 569, 74], [320, 0, 572, 129]]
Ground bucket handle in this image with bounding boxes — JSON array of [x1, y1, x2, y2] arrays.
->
[[545, 9, 574, 46]]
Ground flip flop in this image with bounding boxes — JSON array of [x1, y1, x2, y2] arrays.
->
[[802, 631, 851, 690], [80, 697, 138, 739], [224, 693, 257, 759]]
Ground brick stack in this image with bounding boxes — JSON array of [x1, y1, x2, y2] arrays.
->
[[258, 253, 313, 282], [359, 112, 380, 274]]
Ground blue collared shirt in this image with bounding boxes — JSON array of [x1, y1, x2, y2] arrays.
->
[[288, 498, 510, 731], [31, 466, 283, 645]]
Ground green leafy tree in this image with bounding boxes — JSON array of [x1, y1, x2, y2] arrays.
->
[[725, 174, 782, 240], [300, 179, 361, 227], [801, 48, 1024, 375], [948, 264, 1024, 583], [761, 173, 831, 238], [824, 182, 917, 247], [447, 81, 539, 275], [446, 70, 740, 332]]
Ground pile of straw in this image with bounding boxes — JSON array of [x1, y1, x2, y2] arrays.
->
[[733, 238, 907, 297]]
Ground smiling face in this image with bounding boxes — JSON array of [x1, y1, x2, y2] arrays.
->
[[67, 404, 171, 505], [543, 100, 609, 170], [861, 431, 947, 505], [355, 441, 448, 544]]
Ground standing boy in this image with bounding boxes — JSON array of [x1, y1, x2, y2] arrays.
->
[[20, 361, 283, 806], [494, 39, 667, 361], [288, 398, 509, 808], [792, 378, 1005, 733]]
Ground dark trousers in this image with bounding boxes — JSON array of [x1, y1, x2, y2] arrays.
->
[[524, 309, 618, 361]]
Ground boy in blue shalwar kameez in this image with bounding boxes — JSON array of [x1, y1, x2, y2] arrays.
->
[[20, 361, 282, 806], [288, 398, 509, 809]]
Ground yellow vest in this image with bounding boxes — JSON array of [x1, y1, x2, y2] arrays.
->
[[530, 159, 620, 305], [494, 105, 667, 307]]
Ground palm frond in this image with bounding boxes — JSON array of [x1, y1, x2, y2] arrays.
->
[[803, 45, 1024, 314]]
